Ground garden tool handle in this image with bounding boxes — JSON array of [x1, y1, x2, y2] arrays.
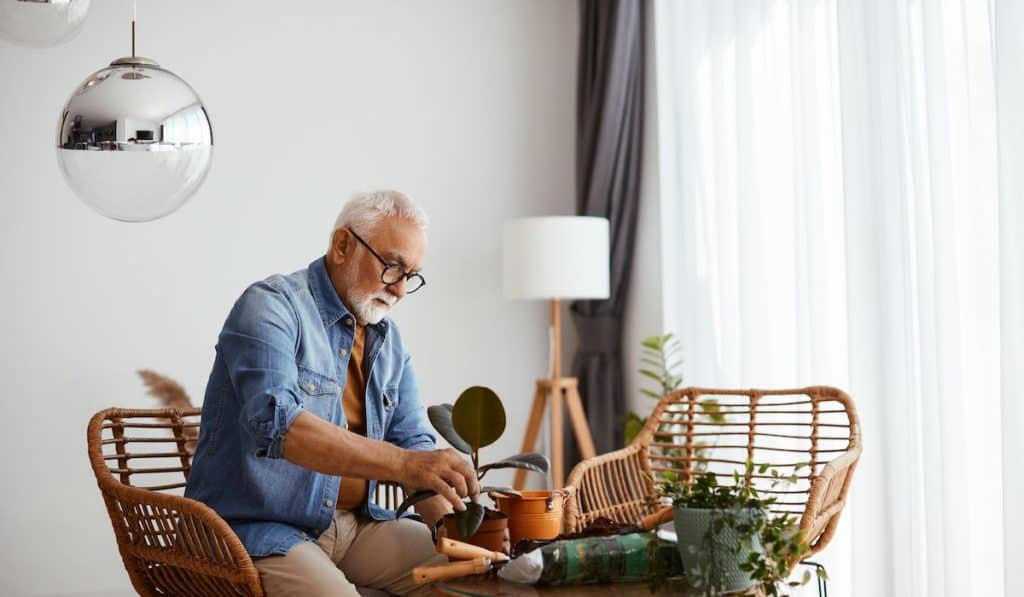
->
[[413, 557, 491, 585], [640, 506, 674, 530], [436, 537, 509, 562]]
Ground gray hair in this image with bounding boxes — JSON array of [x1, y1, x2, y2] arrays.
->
[[331, 190, 429, 241]]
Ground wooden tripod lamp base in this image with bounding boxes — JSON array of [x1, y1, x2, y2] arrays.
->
[[502, 217, 610, 489], [513, 376, 597, 489]]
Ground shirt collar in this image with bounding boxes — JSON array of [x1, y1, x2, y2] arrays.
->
[[308, 257, 389, 334]]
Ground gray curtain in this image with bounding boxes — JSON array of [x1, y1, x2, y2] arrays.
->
[[568, 0, 645, 466]]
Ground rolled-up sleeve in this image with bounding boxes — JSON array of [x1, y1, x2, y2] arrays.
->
[[384, 353, 437, 452], [218, 281, 304, 458]]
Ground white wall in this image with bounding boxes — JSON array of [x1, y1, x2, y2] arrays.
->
[[117, 118, 157, 142], [0, 1, 578, 595]]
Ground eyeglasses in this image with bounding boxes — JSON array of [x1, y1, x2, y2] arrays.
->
[[347, 227, 426, 294]]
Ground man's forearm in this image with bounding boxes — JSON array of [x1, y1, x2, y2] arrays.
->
[[282, 411, 405, 481]]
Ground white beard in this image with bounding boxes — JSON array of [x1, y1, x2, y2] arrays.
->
[[348, 289, 396, 325]]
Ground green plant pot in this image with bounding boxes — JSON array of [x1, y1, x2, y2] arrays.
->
[[673, 506, 763, 595]]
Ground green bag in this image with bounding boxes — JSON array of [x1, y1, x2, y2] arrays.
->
[[537, 532, 682, 586]]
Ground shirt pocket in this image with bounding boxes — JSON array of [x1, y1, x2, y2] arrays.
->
[[296, 367, 340, 418]]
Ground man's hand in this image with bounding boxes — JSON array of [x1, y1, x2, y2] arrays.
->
[[399, 448, 480, 511]]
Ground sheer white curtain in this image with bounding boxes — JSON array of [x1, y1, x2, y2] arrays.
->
[[653, 0, 1023, 595]]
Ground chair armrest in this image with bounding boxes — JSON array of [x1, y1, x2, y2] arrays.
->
[[563, 443, 658, 534], [801, 443, 862, 556], [96, 481, 263, 596]]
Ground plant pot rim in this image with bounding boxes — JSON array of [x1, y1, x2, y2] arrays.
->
[[443, 509, 508, 521], [495, 489, 569, 499], [672, 505, 764, 514]]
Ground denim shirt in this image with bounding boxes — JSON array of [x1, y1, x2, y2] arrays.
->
[[184, 257, 436, 557]]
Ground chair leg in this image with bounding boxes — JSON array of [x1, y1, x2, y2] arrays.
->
[[800, 560, 827, 597]]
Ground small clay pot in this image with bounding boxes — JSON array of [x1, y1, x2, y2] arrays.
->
[[439, 509, 510, 555], [494, 489, 566, 545]]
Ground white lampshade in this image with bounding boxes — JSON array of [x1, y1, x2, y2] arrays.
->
[[503, 216, 610, 300]]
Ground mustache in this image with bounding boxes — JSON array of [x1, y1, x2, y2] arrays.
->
[[372, 293, 397, 306]]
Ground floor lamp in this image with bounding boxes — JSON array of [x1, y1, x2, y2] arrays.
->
[[503, 216, 610, 489]]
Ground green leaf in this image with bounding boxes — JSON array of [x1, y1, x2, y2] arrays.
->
[[624, 412, 645, 445], [476, 452, 549, 476], [427, 404, 473, 454], [451, 386, 506, 451], [816, 567, 830, 580], [456, 501, 486, 539], [640, 389, 661, 399], [641, 335, 665, 350], [639, 369, 663, 382], [394, 489, 438, 517]]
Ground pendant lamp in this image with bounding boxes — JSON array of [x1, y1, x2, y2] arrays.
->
[[0, 0, 90, 48], [55, 2, 212, 222]]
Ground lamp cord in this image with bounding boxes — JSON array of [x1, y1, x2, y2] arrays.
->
[[130, 0, 137, 56]]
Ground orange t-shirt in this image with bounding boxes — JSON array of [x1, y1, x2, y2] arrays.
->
[[336, 324, 369, 510]]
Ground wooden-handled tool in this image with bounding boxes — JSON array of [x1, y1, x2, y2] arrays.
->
[[436, 537, 509, 563], [412, 557, 492, 585], [640, 506, 674, 530]]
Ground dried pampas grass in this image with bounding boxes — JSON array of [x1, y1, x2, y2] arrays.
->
[[137, 369, 198, 453]]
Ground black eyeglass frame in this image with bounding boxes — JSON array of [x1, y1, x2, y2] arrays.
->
[[346, 227, 426, 294]]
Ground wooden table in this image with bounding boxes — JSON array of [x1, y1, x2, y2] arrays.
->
[[434, 576, 689, 596]]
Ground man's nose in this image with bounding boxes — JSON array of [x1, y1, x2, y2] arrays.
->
[[387, 278, 407, 300]]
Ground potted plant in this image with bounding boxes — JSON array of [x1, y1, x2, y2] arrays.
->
[[396, 386, 549, 553], [625, 332, 724, 448], [659, 462, 815, 596]]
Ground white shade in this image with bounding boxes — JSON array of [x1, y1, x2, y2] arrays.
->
[[503, 216, 610, 300]]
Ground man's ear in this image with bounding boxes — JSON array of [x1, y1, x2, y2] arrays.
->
[[327, 228, 351, 266]]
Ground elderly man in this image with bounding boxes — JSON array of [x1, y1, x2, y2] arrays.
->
[[185, 190, 478, 596]]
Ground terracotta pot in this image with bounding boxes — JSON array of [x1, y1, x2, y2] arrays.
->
[[493, 489, 566, 545], [439, 509, 510, 555]]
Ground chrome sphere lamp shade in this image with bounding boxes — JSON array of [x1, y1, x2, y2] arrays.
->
[[55, 4, 212, 222]]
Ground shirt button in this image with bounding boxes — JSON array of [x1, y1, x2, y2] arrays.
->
[[325, 499, 334, 507], [339, 348, 348, 357], [345, 318, 354, 326]]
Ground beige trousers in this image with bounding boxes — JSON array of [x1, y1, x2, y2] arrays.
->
[[253, 510, 447, 596]]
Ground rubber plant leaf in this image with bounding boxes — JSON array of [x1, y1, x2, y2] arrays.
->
[[482, 486, 522, 498], [451, 386, 506, 452], [456, 501, 486, 540], [476, 452, 549, 477], [427, 404, 472, 454]]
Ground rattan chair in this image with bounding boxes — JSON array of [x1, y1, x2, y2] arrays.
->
[[563, 386, 861, 558], [87, 407, 407, 596]]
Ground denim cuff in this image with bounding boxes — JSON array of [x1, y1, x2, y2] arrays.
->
[[248, 392, 304, 459]]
